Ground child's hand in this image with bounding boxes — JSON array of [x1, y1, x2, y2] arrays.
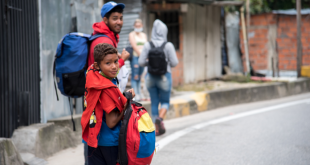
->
[[127, 88, 135, 98], [121, 48, 130, 61]]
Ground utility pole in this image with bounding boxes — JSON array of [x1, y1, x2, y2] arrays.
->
[[246, 0, 250, 74], [246, 0, 250, 41], [241, 6, 250, 75], [296, 0, 302, 77]]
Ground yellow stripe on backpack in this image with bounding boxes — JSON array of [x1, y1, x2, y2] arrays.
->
[[138, 113, 155, 132]]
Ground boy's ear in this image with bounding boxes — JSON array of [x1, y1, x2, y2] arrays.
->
[[94, 62, 99, 70]]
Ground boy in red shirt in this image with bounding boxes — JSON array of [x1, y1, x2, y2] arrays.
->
[[81, 43, 135, 165], [83, 2, 130, 164]]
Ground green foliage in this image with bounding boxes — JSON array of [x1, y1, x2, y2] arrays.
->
[[225, 0, 310, 14], [250, 0, 272, 14]]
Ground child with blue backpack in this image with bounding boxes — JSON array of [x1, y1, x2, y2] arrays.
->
[[81, 43, 135, 165]]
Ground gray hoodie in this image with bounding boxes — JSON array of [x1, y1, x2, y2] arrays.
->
[[138, 19, 179, 73]]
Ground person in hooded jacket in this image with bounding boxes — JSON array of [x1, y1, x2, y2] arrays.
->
[[139, 19, 179, 136]]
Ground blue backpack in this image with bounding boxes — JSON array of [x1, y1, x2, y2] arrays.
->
[[53, 32, 112, 99]]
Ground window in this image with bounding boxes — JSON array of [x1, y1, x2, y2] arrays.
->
[[155, 11, 180, 50]]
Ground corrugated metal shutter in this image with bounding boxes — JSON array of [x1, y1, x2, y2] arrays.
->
[[1, 0, 40, 138], [114, 0, 142, 52], [114, 0, 142, 73], [118, 13, 140, 52]]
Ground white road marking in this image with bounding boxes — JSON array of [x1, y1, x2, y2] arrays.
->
[[156, 98, 310, 152]]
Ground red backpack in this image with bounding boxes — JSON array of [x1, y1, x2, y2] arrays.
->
[[118, 92, 156, 165]]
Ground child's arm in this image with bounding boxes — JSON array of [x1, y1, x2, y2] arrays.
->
[[105, 107, 126, 129], [105, 89, 135, 128]]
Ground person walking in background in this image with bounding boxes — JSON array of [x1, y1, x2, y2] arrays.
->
[[139, 19, 178, 136], [129, 19, 147, 101]]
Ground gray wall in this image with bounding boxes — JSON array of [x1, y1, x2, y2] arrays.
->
[[39, 0, 101, 122], [39, 0, 72, 123]]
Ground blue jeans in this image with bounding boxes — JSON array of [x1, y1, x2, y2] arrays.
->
[[131, 56, 144, 99], [146, 72, 172, 122], [131, 79, 141, 100]]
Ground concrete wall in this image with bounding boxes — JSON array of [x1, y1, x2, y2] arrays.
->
[[239, 13, 310, 73]]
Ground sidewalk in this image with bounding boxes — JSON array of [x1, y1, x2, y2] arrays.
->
[[47, 144, 84, 165], [45, 78, 310, 164]]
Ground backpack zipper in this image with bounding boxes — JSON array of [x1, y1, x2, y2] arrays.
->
[[134, 112, 139, 123]]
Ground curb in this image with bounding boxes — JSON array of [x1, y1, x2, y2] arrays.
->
[[0, 138, 24, 165], [11, 123, 78, 160], [142, 78, 310, 120]]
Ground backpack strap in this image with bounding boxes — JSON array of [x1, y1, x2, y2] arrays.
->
[[68, 97, 76, 131], [160, 42, 167, 50], [123, 91, 133, 103], [53, 58, 59, 101], [89, 34, 116, 47], [149, 41, 155, 48], [83, 34, 115, 72], [149, 41, 167, 49], [117, 91, 133, 165]]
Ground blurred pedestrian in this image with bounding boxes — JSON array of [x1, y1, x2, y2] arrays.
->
[[139, 19, 178, 136], [129, 19, 148, 101]]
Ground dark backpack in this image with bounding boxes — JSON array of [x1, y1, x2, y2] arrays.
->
[[147, 41, 167, 75]]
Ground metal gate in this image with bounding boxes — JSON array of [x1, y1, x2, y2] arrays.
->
[[0, 0, 40, 138]]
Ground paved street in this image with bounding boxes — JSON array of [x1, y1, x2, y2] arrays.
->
[[152, 93, 310, 165], [47, 93, 310, 165]]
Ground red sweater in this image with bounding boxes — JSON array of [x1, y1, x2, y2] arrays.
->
[[87, 21, 125, 67], [81, 65, 127, 148]]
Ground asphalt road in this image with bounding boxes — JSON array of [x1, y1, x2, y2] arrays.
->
[[152, 93, 310, 165]]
